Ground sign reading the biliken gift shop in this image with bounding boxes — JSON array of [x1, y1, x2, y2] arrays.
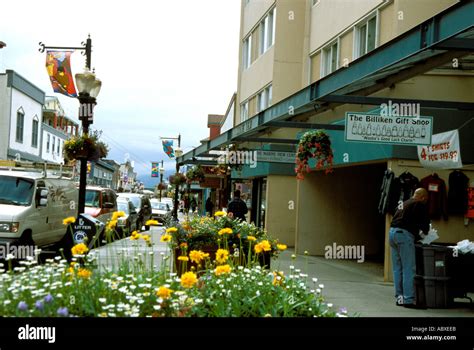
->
[[345, 112, 433, 146]]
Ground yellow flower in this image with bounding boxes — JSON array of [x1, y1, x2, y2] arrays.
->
[[255, 240, 272, 254], [63, 217, 76, 225], [156, 286, 173, 299], [107, 220, 117, 230], [146, 219, 159, 226], [180, 242, 188, 248], [247, 236, 257, 241], [189, 250, 207, 264], [77, 268, 92, 279], [178, 256, 189, 262], [166, 227, 178, 234], [71, 243, 89, 256], [214, 211, 227, 217], [218, 228, 233, 236], [180, 272, 198, 288], [142, 234, 151, 242], [111, 211, 126, 221], [277, 244, 287, 251], [160, 234, 172, 242], [130, 232, 142, 240], [215, 264, 231, 276], [215, 249, 229, 264], [272, 271, 285, 286]]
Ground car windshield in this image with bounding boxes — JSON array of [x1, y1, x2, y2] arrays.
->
[[85, 190, 100, 207], [0, 176, 35, 206], [151, 202, 167, 210], [117, 202, 130, 214], [126, 197, 141, 209]]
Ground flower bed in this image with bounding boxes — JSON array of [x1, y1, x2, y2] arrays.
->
[[0, 213, 347, 318]]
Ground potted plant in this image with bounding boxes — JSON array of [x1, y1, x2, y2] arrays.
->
[[63, 130, 109, 162], [295, 129, 334, 180]]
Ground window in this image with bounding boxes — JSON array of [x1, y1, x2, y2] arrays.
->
[[16, 109, 24, 143], [52, 137, 56, 155], [257, 85, 272, 113], [57, 138, 60, 154], [322, 41, 338, 77], [312, 0, 320, 5], [47, 134, 50, 153], [259, 8, 275, 55], [31, 117, 39, 148], [241, 101, 249, 122], [243, 35, 252, 69], [356, 15, 377, 58]]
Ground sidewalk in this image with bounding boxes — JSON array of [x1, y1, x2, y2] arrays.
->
[[276, 250, 473, 317]]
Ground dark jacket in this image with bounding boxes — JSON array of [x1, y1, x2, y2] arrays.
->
[[398, 171, 419, 202], [378, 169, 400, 215], [391, 198, 430, 240], [227, 198, 248, 221], [448, 170, 469, 215], [420, 174, 448, 220]]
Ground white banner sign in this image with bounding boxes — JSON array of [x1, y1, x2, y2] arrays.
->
[[417, 130, 462, 169], [345, 112, 433, 145]]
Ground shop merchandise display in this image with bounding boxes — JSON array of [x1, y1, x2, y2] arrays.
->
[[420, 173, 448, 220]]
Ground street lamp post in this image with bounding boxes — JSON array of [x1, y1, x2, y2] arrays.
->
[[39, 36, 101, 215], [161, 135, 182, 222], [159, 160, 164, 202]]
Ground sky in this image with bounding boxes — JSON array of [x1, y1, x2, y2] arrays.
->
[[0, 0, 241, 187]]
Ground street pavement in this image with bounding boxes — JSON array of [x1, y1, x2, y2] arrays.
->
[[91, 222, 473, 317]]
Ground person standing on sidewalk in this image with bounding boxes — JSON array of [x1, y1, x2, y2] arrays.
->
[[390, 188, 430, 308], [227, 190, 248, 222]]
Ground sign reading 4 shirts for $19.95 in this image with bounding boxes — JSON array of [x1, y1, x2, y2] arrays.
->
[[345, 112, 433, 146]]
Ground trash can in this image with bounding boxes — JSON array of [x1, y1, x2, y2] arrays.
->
[[415, 243, 455, 308]]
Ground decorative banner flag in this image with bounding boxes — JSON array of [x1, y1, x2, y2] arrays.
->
[[417, 129, 463, 169], [151, 162, 159, 177], [45, 50, 77, 97], [162, 140, 175, 158]]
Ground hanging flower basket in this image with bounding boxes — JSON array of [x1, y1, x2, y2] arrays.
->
[[157, 183, 167, 191], [186, 165, 205, 183], [63, 130, 109, 162], [295, 130, 334, 180], [169, 173, 187, 186]]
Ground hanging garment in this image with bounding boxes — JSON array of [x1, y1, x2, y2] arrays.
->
[[466, 186, 474, 219], [448, 170, 469, 215], [420, 173, 448, 220], [378, 169, 400, 215], [398, 171, 419, 202]]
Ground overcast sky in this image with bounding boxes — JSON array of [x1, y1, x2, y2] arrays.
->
[[0, 0, 241, 186]]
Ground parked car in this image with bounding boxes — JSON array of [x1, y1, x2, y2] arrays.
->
[[0, 164, 77, 249], [116, 198, 138, 236], [162, 197, 174, 211], [117, 193, 152, 231], [150, 199, 171, 223], [84, 186, 117, 224]]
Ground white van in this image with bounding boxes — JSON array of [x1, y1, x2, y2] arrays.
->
[[0, 162, 78, 248]]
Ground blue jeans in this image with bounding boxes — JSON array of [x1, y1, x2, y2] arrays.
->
[[389, 227, 416, 304]]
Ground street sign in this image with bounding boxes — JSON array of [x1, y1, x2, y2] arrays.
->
[[345, 112, 433, 146], [255, 150, 296, 163]]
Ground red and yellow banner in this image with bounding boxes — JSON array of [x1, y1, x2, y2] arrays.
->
[[45, 50, 77, 97]]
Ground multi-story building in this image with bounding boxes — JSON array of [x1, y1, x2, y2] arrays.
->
[[180, 0, 474, 282], [0, 70, 45, 162], [42, 96, 79, 164]]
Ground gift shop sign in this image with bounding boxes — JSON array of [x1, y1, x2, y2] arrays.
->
[[345, 112, 433, 145], [417, 130, 462, 169]]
